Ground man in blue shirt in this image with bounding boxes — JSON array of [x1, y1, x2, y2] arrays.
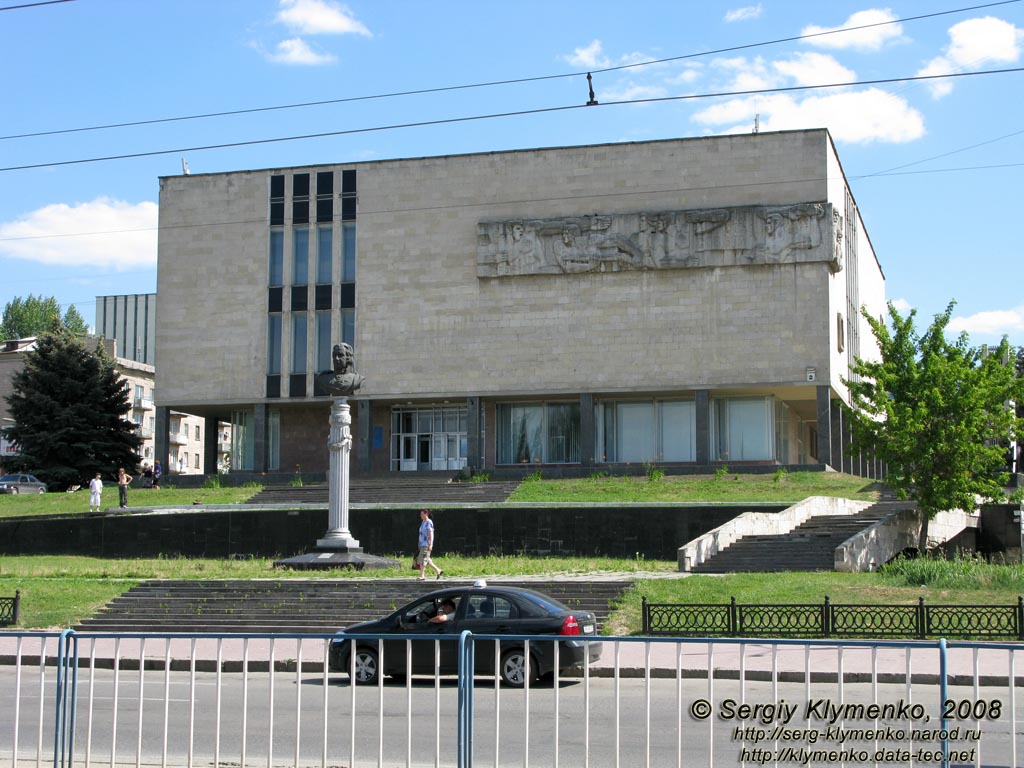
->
[[416, 508, 443, 580]]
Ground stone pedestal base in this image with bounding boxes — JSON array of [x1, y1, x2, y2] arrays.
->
[[275, 550, 400, 571]]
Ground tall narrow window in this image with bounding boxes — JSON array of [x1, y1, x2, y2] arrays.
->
[[316, 225, 332, 284], [269, 175, 284, 226], [291, 312, 307, 374], [293, 227, 309, 285], [231, 410, 254, 470], [292, 173, 309, 224], [316, 171, 333, 222], [316, 310, 331, 373], [267, 315, 282, 375], [269, 230, 284, 287], [342, 223, 356, 282], [340, 308, 355, 347]]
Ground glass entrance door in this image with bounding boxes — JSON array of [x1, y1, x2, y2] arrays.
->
[[392, 405, 468, 472]]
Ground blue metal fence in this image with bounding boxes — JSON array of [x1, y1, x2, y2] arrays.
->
[[1, 629, 1021, 768]]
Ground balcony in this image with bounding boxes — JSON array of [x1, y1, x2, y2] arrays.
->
[[169, 431, 187, 446], [134, 424, 154, 440], [134, 397, 155, 411]]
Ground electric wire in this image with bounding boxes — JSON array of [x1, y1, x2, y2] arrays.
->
[[0, 0, 1017, 142], [2, 66, 1022, 173]]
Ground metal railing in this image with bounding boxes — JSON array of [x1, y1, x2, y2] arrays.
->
[[643, 596, 1024, 640], [1, 629, 1021, 768], [0, 591, 19, 626]]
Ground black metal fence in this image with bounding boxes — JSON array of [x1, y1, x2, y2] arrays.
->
[[642, 595, 1024, 640], [0, 590, 20, 626]]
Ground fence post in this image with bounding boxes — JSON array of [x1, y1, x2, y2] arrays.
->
[[13, 589, 19, 625], [1018, 596, 1023, 642], [918, 596, 927, 639], [642, 596, 648, 634], [730, 596, 738, 636], [823, 596, 831, 639]]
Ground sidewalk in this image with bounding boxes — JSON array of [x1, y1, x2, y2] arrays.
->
[[2, 631, 1021, 686]]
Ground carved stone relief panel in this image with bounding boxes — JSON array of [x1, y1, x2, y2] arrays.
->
[[477, 202, 842, 277]]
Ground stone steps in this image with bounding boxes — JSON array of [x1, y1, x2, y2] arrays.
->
[[75, 579, 630, 634], [691, 501, 915, 573]]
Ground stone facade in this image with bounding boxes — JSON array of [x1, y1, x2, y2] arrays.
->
[[155, 129, 886, 477]]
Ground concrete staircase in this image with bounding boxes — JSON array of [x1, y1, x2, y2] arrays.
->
[[246, 478, 522, 505], [689, 501, 915, 573], [74, 579, 630, 634]]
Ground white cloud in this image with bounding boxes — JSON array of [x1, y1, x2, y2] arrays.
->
[[772, 52, 855, 87], [802, 9, 904, 51], [565, 40, 610, 69], [916, 17, 1022, 98], [0, 199, 157, 269], [266, 37, 336, 65], [948, 306, 1024, 336], [601, 82, 668, 102], [889, 298, 913, 313], [275, 0, 370, 36], [694, 88, 924, 144], [725, 5, 762, 23]]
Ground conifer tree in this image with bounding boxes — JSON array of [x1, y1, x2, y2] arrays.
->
[[3, 324, 141, 490]]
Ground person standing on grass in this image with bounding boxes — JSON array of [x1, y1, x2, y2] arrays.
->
[[117, 467, 132, 509], [416, 508, 443, 581], [88, 472, 103, 512]]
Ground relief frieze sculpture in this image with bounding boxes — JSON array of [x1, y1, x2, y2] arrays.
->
[[476, 202, 842, 277]]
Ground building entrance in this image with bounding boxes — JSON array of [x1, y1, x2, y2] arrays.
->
[[391, 405, 468, 472]]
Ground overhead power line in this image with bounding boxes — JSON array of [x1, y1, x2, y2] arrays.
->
[[0, 0, 1017, 142], [0, 0, 74, 10], [1, 66, 1021, 174]]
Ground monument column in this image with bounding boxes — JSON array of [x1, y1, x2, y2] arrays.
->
[[277, 343, 396, 570]]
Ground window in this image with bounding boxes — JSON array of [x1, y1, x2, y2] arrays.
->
[[269, 175, 284, 226], [293, 227, 309, 285], [712, 397, 773, 461], [316, 310, 332, 373], [597, 400, 695, 463], [195, 425, 201, 441], [194, 454, 200, 469], [134, 384, 144, 401], [316, 171, 333, 222], [292, 173, 309, 224], [267, 315, 282, 375], [291, 313, 307, 374], [268, 410, 280, 471], [316, 225, 332, 284], [340, 308, 355, 347], [342, 223, 356, 282], [269, 229, 284, 287], [231, 410, 254, 470], [496, 402, 580, 465]]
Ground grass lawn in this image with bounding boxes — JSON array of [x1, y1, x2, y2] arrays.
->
[[508, 471, 881, 503], [0, 485, 261, 519], [3, 471, 1013, 636]]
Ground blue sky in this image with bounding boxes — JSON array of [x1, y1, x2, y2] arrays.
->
[[1, 0, 1022, 346]]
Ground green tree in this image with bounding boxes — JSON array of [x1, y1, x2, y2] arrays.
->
[[1, 294, 89, 340], [845, 302, 1024, 552], [2, 327, 141, 490]]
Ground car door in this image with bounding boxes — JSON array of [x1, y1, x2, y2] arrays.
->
[[459, 593, 518, 675], [395, 595, 463, 675]]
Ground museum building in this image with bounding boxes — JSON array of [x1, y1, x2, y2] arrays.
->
[[154, 128, 885, 478]]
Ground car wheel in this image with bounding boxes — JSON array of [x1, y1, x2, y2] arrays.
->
[[10, 487, 17, 495], [37, 488, 45, 494], [351, 647, 379, 685], [500, 648, 538, 688]]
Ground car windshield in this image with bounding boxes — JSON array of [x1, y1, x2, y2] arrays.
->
[[0, 475, 21, 482]]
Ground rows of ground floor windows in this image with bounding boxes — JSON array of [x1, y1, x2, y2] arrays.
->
[[220, 391, 827, 475]]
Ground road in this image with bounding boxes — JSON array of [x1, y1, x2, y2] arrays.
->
[[2, 665, 1018, 767]]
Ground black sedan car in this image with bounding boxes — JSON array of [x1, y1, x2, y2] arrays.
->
[[0, 474, 47, 494], [328, 581, 603, 687]]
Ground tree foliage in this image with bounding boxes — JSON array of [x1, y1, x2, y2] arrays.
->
[[2, 327, 141, 489], [845, 302, 1024, 550], [1, 294, 89, 340]]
